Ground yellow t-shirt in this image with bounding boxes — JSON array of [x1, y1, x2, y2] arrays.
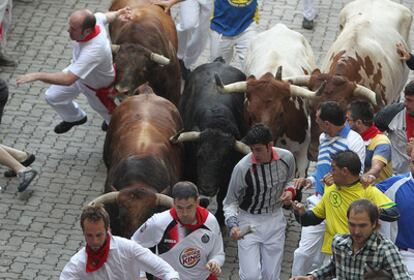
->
[[312, 182, 395, 254]]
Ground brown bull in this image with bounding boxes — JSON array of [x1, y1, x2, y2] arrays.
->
[[95, 84, 182, 237], [109, 0, 181, 106]]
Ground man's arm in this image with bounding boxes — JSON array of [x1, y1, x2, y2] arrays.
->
[[131, 214, 163, 248], [292, 201, 325, 226], [16, 71, 79, 86], [382, 242, 411, 279], [104, 6, 132, 24], [396, 42, 414, 70], [207, 220, 225, 275], [223, 162, 245, 240], [360, 159, 386, 187]]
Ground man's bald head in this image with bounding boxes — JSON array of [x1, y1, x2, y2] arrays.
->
[[68, 9, 96, 41]]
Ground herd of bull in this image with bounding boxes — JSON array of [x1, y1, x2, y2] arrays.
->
[[89, 0, 413, 238]]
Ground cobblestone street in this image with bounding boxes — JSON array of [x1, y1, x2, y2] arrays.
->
[[1, 0, 414, 279]]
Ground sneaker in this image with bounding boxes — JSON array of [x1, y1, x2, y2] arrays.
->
[[54, 116, 87, 134], [101, 121, 108, 132], [0, 52, 16, 67], [17, 169, 38, 192], [302, 18, 314, 30], [4, 154, 36, 178]]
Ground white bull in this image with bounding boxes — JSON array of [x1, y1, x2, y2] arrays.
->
[[243, 23, 318, 177]]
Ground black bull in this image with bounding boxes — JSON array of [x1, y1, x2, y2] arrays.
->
[[171, 58, 249, 225]]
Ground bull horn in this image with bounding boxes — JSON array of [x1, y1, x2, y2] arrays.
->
[[283, 75, 311, 86], [214, 73, 247, 93], [88, 191, 119, 206], [155, 193, 174, 208], [150, 53, 170, 65], [234, 140, 251, 154], [111, 44, 120, 54], [290, 80, 326, 99], [353, 85, 377, 106], [275, 66, 282, 80], [170, 131, 201, 143]]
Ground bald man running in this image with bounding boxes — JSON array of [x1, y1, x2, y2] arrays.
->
[[16, 7, 131, 134]]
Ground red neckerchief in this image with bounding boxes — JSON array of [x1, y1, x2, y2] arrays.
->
[[251, 147, 279, 164], [85, 232, 111, 273], [406, 112, 414, 141], [170, 206, 209, 232], [360, 124, 381, 141], [78, 25, 101, 42]]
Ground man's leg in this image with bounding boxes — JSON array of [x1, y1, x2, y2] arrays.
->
[[261, 210, 286, 280], [44, 84, 86, 122], [181, 0, 212, 69], [0, 145, 37, 192], [210, 30, 234, 64], [0, 78, 9, 124], [238, 212, 261, 280], [302, 0, 316, 30], [233, 22, 258, 68], [80, 85, 111, 124], [176, 0, 199, 67]]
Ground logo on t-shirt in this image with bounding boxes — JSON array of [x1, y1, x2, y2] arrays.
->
[[228, 0, 254, 7], [179, 247, 201, 268], [329, 191, 342, 208], [201, 234, 210, 243]]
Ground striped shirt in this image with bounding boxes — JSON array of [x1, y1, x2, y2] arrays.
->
[[310, 124, 365, 195], [311, 233, 410, 279], [223, 147, 295, 225]]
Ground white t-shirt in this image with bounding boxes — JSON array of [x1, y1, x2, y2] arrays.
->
[[132, 210, 225, 280], [66, 13, 115, 89], [60, 235, 179, 280]]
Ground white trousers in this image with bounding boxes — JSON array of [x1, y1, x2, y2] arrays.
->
[[176, 0, 212, 69], [44, 81, 111, 123], [210, 22, 258, 68], [400, 250, 414, 279], [303, 0, 317, 21], [291, 194, 325, 276], [238, 208, 286, 280]]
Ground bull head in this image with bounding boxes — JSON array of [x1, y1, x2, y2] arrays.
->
[[170, 130, 250, 154]]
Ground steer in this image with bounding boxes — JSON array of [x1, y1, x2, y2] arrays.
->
[[93, 84, 182, 238], [109, 0, 181, 106], [215, 24, 321, 176], [287, 0, 412, 160], [170, 58, 249, 225]]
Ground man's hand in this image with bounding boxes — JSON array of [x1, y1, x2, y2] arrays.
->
[[322, 173, 334, 186], [16, 73, 39, 85], [294, 178, 312, 189], [292, 201, 306, 216], [360, 174, 376, 187], [289, 276, 314, 280], [117, 6, 132, 21], [206, 261, 221, 276], [229, 226, 241, 241], [279, 190, 293, 205], [396, 42, 411, 61], [151, 0, 179, 13]]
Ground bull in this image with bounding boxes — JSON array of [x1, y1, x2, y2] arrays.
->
[[287, 0, 412, 160], [215, 24, 322, 176], [109, 0, 181, 106], [91, 84, 182, 238], [170, 58, 249, 225]]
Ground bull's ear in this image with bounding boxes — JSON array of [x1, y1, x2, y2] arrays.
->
[[247, 75, 256, 82]]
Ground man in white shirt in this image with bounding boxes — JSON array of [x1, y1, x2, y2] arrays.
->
[[16, 7, 132, 133], [60, 204, 179, 280], [132, 181, 224, 280]]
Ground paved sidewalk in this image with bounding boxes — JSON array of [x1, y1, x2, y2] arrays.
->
[[0, 0, 414, 279]]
